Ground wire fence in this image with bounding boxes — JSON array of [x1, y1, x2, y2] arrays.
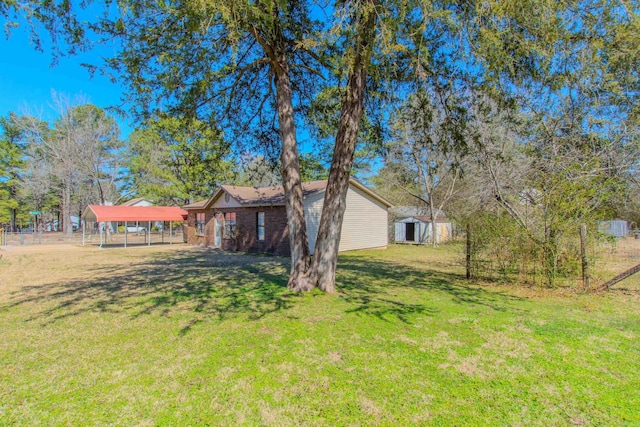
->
[[1, 225, 186, 247], [464, 225, 640, 291], [594, 235, 640, 290]]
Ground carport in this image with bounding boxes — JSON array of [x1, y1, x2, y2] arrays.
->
[[82, 205, 188, 248]]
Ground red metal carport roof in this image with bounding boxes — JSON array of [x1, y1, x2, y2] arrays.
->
[[82, 205, 188, 222]]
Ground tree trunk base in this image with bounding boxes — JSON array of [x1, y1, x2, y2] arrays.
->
[[317, 275, 337, 293], [287, 274, 316, 292]]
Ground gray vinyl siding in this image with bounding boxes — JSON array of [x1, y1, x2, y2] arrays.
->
[[414, 221, 430, 243], [304, 192, 325, 255], [340, 186, 388, 251], [394, 222, 405, 242], [304, 185, 389, 255]]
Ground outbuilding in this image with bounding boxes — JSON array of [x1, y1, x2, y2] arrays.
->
[[183, 179, 393, 255], [598, 220, 630, 238], [82, 205, 187, 247], [394, 216, 453, 245]]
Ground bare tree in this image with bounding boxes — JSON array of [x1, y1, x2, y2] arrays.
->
[[19, 147, 55, 230], [462, 92, 639, 285], [71, 104, 123, 206], [17, 104, 76, 234], [16, 93, 123, 235], [385, 90, 463, 246]]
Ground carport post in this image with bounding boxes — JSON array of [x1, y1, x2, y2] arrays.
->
[[148, 221, 151, 246], [124, 221, 128, 248], [169, 221, 172, 245], [100, 222, 103, 248]]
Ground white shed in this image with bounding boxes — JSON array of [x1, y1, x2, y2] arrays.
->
[[395, 216, 452, 245], [598, 220, 630, 238]]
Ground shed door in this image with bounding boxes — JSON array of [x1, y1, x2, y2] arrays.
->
[[395, 222, 405, 242], [406, 223, 415, 241]]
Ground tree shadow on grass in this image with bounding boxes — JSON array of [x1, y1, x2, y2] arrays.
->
[[3, 248, 526, 333], [5, 249, 297, 332], [336, 255, 526, 323]]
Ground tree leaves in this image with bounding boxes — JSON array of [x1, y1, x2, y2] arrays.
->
[[127, 115, 233, 205]]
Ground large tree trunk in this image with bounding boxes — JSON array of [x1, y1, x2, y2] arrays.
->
[[302, 5, 378, 293], [248, 18, 311, 290], [274, 60, 311, 290]]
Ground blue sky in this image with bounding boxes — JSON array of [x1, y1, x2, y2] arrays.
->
[[0, 23, 133, 137], [0, 15, 379, 179]]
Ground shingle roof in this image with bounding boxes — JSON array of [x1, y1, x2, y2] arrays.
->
[[183, 179, 393, 210], [182, 199, 209, 209], [221, 180, 327, 206], [120, 197, 149, 206], [412, 216, 450, 223]]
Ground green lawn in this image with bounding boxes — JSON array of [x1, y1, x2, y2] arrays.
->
[[1, 244, 638, 426]]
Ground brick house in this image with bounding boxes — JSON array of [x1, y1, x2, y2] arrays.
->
[[183, 179, 392, 256]]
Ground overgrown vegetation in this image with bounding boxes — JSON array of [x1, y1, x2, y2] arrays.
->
[[464, 214, 612, 287]]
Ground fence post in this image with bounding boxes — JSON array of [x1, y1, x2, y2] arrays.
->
[[466, 224, 471, 280], [580, 224, 590, 289]]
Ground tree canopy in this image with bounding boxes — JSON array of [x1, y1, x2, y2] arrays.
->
[[2, 0, 638, 290], [10, 96, 123, 233], [127, 116, 233, 205]]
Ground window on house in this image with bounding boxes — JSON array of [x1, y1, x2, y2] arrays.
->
[[257, 212, 265, 241], [224, 212, 236, 238], [196, 212, 205, 236]]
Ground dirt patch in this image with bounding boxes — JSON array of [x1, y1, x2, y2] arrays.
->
[[359, 395, 383, 417], [328, 351, 343, 362]]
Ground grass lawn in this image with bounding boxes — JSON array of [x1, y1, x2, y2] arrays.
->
[[1, 243, 638, 426]]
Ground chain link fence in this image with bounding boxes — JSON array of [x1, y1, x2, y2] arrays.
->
[[1, 224, 186, 247]]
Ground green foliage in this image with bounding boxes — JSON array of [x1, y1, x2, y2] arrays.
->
[[465, 212, 542, 284], [460, 128, 629, 286], [299, 152, 328, 182], [0, 114, 24, 225], [371, 159, 420, 206], [10, 0, 605, 170], [235, 154, 280, 187], [306, 86, 386, 174], [94, 0, 324, 150], [5, 0, 639, 288], [127, 116, 234, 204], [465, 210, 608, 287]]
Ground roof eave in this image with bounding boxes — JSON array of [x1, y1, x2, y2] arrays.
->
[[348, 178, 394, 208]]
